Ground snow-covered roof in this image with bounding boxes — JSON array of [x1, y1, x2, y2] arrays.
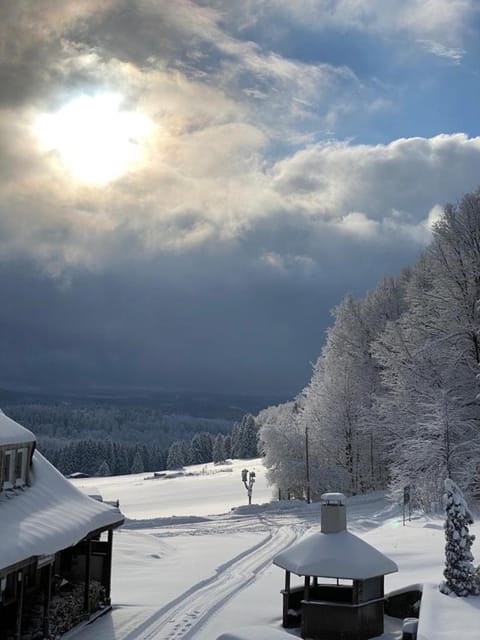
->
[[0, 450, 124, 573], [0, 409, 36, 446], [417, 582, 480, 640], [273, 530, 398, 580], [321, 492, 346, 505]]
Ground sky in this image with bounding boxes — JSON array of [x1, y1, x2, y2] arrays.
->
[[1, 1, 480, 397]]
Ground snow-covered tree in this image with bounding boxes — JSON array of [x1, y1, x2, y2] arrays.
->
[[373, 304, 478, 508], [224, 434, 232, 459], [241, 414, 259, 458], [259, 188, 480, 507], [115, 443, 130, 475], [130, 450, 144, 474], [300, 279, 406, 496], [440, 478, 479, 597], [233, 414, 258, 458], [212, 434, 226, 463], [181, 440, 193, 466], [259, 276, 407, 499], [373, 192, 480, 506], [96, 460, 111, 477], [258, 401, 309, 499], [231, 422, 241, 458], [166, 441, 185, 470], [190, 432, 213, 464]]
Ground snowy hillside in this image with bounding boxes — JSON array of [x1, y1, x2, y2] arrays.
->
[[70, 459, 480, 640]]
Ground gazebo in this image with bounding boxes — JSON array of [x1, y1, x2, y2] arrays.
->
[[273, 493, 397, 640]]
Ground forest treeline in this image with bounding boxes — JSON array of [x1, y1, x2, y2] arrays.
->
[[257, 188, 480, 510], [6, 405, 259, 476]]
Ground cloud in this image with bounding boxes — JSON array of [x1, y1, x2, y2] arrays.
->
[[417, 40, 466, 62], [338, 212, 379, 237], [0, 252, 340, 395], [205, 1, 475, 70], [1, 2, 479, 394], [0, 1, 116, 106], [234, 0, 477, 45], [3, 109, 480, 272], [272, 134, 480, 224]]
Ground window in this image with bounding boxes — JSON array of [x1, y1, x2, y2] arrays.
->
[[1, 572, 17, 603], [2, 450, 13, 489], [15, 448, 27, 486]]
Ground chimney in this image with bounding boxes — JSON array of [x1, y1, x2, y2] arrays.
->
[[321, 492, 347, 533]]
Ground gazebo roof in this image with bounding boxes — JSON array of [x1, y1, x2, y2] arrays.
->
[[0, 409, 36, 446], [273, 530, 398, 580]]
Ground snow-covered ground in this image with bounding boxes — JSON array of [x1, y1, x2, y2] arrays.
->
[[70, 459, 480, 640]]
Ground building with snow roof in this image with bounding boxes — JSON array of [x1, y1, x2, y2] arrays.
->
[[0, 410, 124, 640], [273, 492, 398, 640]]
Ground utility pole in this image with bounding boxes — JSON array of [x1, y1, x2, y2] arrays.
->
[[370, 433, 374, 489], [305, 424, 311, 504]]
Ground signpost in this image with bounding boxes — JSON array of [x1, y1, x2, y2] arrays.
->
[[241, 468, 256, 505], [403, 485, 411, 526]]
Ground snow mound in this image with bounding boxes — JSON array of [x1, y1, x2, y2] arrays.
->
[[123, 515, 209, 529], [417, 582, 480, 640], [217, 625, 292, 639]]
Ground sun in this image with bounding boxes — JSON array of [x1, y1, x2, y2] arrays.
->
[[34, 93, 154, 183]]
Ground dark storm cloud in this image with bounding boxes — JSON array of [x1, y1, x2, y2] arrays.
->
[[0, 2, 114, 107], [0, 223, 419, 395], [0, 255, 314, 393], [67, 1, 217, 69], [1, 1, 480, 396], [2, 129, 480, 394]]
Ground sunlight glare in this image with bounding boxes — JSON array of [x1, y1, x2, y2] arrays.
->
[[34, 93, 154, 183]]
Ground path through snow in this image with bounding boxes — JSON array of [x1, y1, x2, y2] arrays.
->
[[71, 462, 406, 640]]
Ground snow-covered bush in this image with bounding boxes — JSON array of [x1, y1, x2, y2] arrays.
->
[[439, 478, 479, 596]]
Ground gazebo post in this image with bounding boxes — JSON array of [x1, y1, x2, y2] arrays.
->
[[304, 575, 310, 600], [104, 529, 114, 604], [15, 570, 24, 640], [43, 563, 53, 639], [282, 571, 291, 626], [83, 539, 91, 616]]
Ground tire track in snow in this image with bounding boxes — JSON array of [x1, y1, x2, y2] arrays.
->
[[122, 523, 298, 640]]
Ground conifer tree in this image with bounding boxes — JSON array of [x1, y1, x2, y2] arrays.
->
[[231, 422, 242, 458], [130, 450, 144, 474], [96, 460, 111, 477], [240, 414, 258, 458], [190, 432, 213, 464], [232, 414, 258, 459], [224, 434, 232, 459], [115, 443, 130, 475], [212, 434, 226, 463], [166, 441, 185, 470], [440, 478, 479, 596]]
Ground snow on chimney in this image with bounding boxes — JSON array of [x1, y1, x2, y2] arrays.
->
[[321, 492, 347, 533]]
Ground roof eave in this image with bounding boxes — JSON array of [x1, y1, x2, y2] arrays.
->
[[272, 558, 399, 580]]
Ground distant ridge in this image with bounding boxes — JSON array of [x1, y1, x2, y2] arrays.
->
[[0, 386, 288, 420]]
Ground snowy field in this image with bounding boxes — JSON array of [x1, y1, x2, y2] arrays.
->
[[70, 459, 480, 640]]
